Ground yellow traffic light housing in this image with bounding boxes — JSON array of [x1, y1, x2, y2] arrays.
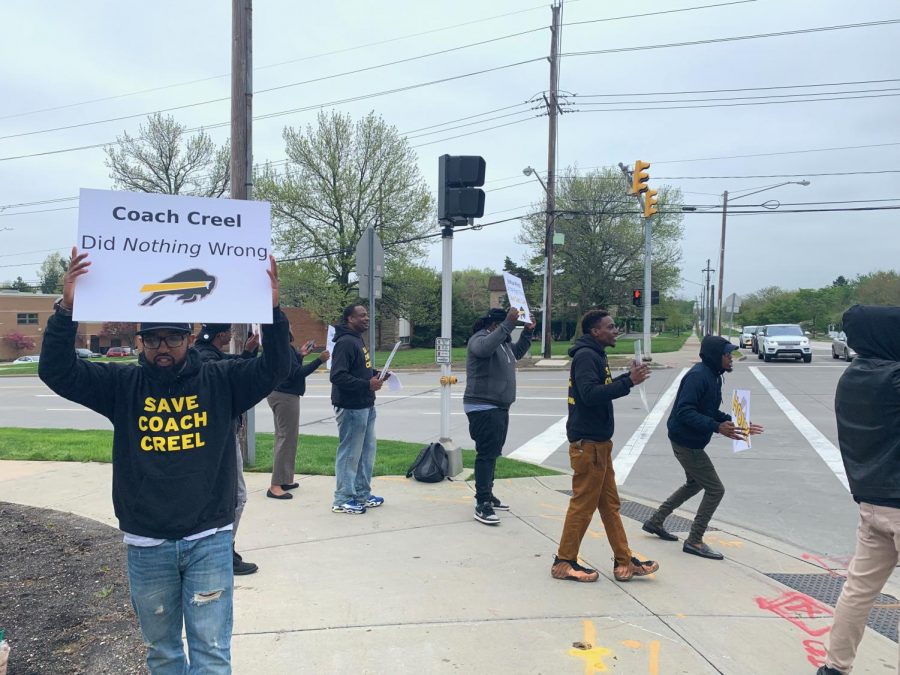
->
[[630, 160, 650, 195], [643, 188, 659, 218]]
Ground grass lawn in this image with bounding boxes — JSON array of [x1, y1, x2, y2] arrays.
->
[[0, 427, 560, 479]]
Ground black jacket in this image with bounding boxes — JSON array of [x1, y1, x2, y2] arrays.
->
[[667, 335, 732, 450], [836, 305, 900, 502], [275, 348, 324, 396], [38, 308, 292, 539], [329, 324, 375, 409], [566, 335, 634, 443], [193, 340, 257, 364]]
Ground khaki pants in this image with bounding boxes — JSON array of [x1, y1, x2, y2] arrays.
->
[[267, 391, 300, 486], [557, 440, 632, 566], [826, 502, 900, 673]]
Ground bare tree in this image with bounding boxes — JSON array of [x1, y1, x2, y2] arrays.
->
[[105, 113, 230, 197]]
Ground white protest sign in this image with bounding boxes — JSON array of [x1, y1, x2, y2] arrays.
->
[[633, 339, 649, 412], [732, 389, 752, 452], [379, 341, 402, 380], [325, 325, 336, 371], [502, 272, 533, 323], [74, 188, 272, 323]]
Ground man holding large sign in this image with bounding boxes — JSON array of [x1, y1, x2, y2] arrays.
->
[[39, 248, 291, 673]]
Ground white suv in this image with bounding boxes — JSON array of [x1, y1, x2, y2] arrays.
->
[[757, 324, 812, 363]]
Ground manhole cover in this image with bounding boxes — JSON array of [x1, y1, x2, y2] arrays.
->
[[555, 492, 717, 532]]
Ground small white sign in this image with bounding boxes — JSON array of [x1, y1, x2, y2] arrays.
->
[[325, 325, 336, 371], [732, 389, 752, 452], [74, 188, 272, 323], [502, 272, 533, 323], [435, 337, 451, 364]]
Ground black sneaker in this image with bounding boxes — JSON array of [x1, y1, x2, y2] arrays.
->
[[642, 521, 678, 541], [490, 495, 510, 511], [233, 550, 258, 575], [474, 502, 500, 525], [816, 667, 844, 675]]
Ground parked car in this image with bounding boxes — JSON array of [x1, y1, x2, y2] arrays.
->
[[831, 332, 856, 361], [75, 348, 100, 359], [105, 346, 133, 357], [740, 326, 758, 349], [751, 326, 763, 353], [13, 355, 40, 363], [756, 324, 812, 363]]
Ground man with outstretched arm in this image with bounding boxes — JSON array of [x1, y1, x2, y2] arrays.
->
[[39, 249, 292, 674]]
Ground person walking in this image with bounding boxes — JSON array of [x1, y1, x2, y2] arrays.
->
[[642, 335, 762, 560], [817, 305, 900, 675], [463, 307, 535, 525], [39, 249, 291, 673], [552, 309, 659, 583], [265, 333, 329, 499], [193, 323, 261, 576], [329, 304, 386, 514]]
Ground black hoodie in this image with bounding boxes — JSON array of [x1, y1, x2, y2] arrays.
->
[[329, 324, 375, 409], [566, 335, 634, 443], [836, 305, 900, 503], [666, 335, 732, 450], [38, 308, 292, 539]]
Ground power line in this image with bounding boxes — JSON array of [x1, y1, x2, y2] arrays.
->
[[657, 170, 900, 179], [561, 19, 900, 58], [0, 2, 551, 122], [573, 77, 900, 98], [653, 141, 900, 164], [572, 86, 900, 106]]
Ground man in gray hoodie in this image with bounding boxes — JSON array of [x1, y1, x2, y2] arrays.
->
[[464, 307, 535, 525]]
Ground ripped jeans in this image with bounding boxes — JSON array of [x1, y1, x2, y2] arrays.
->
[[127, 530, 233, 674]]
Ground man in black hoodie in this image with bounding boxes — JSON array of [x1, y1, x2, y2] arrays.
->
[[39, 249, 291, 673], [329, 303, 386, 514], [818, 305, 900, 675], [552, 309, 657, 583], [642, 335, 762, 560], [193, 323, 260, 575]]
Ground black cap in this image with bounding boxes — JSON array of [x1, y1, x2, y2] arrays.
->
[[482, 308, 508, 323], [137, 322, 193, 336], [199, 323, 232, 341]]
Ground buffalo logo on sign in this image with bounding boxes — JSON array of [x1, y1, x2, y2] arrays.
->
[[139, 269, 217, 306]]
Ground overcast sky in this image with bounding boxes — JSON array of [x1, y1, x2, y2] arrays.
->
[[2, 0, 898, 303]]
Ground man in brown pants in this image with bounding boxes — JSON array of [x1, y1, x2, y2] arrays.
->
[[818, 305, 900, 675], [552, 309, 658, 583]]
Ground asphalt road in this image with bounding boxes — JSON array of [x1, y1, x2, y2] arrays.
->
[[0, 340, 858, 558]]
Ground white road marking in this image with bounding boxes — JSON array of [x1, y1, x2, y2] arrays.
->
[[749, 366, 849, 492], [613, 368, 688, 485], [422, 412, 562, 417], [506, 416, 570, 465], [46, 408, 89, 411]]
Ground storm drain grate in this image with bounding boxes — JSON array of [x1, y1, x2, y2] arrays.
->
[[555, 492, 717, 532], [766, 573, 899, 642]]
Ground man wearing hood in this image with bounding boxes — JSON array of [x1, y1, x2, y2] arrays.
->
[[642, 335, 762, 560], [193, 322, 261, 576], [818, 305, 900, 675], [464, 307, 535, 525], [552, 309, 657, 583], [329, 303, 387, 515], [39, 249, 292, 673]]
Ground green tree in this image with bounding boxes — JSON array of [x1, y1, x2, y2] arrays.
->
[[856, 270, 900, 305], [3, 277, 32, 292], [38, 252, 69, 295], [104, 113, 230, 197], [255, 110, 433, 307], [518, 168, 684, 321]]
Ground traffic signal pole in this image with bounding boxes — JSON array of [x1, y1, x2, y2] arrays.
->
[[618, 162, 653, 362], [439, 223, 462, 476]]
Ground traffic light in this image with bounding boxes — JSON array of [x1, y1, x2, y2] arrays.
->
[[630, 160, 650, 195], [651, 290, 660, 305], [438, 154, 486, 223], [643, 188, 659, 218], [632, 289, 643, 306]]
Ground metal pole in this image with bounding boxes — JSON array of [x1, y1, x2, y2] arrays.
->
[[643, 216, 652, 360], [543, 1, 561, 360], [539, 257, 548, 358], [716, 191, 728, 336], [709, 284, 716, 336], [231, 0, 255, 464], [367, 225, 376, 362], [440, 224, 462, 475]]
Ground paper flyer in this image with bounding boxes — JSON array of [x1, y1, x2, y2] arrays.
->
[[634, 339, 649, 412], [325, 325, 336, 370], [732, 388, 752, 452], [379, 341, 402, 380]]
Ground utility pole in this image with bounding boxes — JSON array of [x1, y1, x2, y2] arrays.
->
[[716, 190, 728, 336], [231, 0, 254, 463], [542, 0, 561, 360], [701, 259, 714, 337]]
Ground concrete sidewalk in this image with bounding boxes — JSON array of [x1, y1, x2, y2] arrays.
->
[[1, 460, 897, 673]]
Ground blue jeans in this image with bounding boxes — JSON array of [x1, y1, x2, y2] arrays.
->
[[334, 406, 377, 506], [127, 530, 234, 674]]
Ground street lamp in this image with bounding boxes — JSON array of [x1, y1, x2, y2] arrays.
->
[[685, 180, 810, 335]]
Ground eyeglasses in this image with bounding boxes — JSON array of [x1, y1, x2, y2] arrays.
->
[[141, 334, 186, 349]]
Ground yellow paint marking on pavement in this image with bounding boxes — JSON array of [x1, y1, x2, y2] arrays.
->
[[568, 620, 613, 674], [139, 281, 210, 292], [622, 639, 642, 649]]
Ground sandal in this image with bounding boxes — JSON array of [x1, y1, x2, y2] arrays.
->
[[614, 556, 659, 582]]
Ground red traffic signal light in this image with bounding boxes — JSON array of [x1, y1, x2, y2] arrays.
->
[[632, 289, 643, 306]]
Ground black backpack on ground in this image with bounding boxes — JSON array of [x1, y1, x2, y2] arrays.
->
[[406, 442, 450, 483]]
